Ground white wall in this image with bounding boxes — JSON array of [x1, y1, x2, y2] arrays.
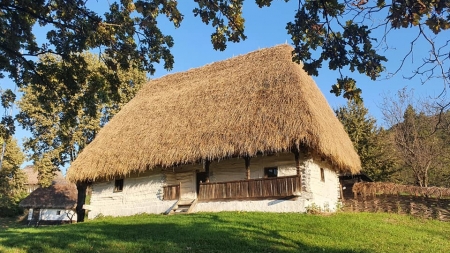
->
[[27, 209, 33, 220], [209, 153, 298, 181], [87, 153, 341, 218], [302, 159, 341, 212], [40, 209, 77, 221], [194, 154, 340, 213], [193, 198, 306, 213], [87, 172, 176, 218], [27, 208, 77, 222]]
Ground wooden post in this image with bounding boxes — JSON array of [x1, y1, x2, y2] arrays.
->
[[293, 149, 301, 176], [244, 156, 251, 180], [204, 159, 210, 183], [293, 148, 303, 193]]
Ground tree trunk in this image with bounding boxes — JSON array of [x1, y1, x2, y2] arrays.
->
[[76, 181, 89, 222], [423, 161, 431, 188]]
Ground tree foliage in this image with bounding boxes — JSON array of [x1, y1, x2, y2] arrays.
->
[[382, 89, 450, 187], [336, 101, 397, 181], [0, 89, 16, 140], [0, 0, 177, 84], [1, 0, 449, 111], [17, 52, 146, 222], [17, 52, 147, 187], [0, 138, 26, 217], [197, 0, 449, 100]]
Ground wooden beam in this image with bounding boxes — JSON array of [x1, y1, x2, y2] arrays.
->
[[293, 149, 301, 176], [294, 143, 310, 174], [244, 156, 251, 180], [204, 159, 211, 182]]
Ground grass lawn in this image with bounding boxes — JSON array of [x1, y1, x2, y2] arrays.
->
[[1, 212, 449, 253]]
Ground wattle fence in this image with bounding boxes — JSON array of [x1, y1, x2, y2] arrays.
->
[[343, 182, 450, 221], [352, 182, 450, 198]]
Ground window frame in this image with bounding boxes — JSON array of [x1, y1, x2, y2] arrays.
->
[[264, 167, 278, 178]]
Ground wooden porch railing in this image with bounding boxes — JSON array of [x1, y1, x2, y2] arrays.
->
[[163, 183, 180, 200], [198, 175, 301, 200]]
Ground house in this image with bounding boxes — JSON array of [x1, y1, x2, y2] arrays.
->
[[22, 165, 39, 193], [67, 45, 361, 218], [19, 174, 77, 225]]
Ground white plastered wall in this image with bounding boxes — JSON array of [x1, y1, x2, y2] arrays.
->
[[209, 153, 298, 181], [27, 208, 77, 222], [87, 171, 177, 218], [195, 153, 340, 213], [40, 209, 77, 221], [87, 153, 341, 218], [193, 153, 306, 213], [302, 158, 340, 212]]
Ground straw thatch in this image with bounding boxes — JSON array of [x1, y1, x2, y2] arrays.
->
[[22, 165, 38, 185], [19, 179, 77, 209], [67, 45, 361, 182]]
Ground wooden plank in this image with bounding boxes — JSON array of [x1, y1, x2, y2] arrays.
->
[[198, 175, 302, 200], [163, 184, 181, 200]]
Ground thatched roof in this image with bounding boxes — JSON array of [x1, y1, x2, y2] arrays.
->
[[22, 166, 65, 185], [67, 45, 361, 182], [19, 179, 77, 209], [22, 165, 38, 185]]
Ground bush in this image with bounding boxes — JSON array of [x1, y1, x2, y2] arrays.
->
[[0, 196, 24, 217]]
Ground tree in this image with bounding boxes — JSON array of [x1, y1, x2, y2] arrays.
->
[[381, 89, 450, 187], [0, 0, 177, 85], [336, 101, 397, 181], [17, 52, 147, 220], [0, 138, 26, 217], [1, 0, 449, 108]]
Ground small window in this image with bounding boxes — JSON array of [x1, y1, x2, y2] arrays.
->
[[264, 167, 278, 178], [114, 179, 124, 192], [56, 210, 61, 215], [320, 168, 325, 182]]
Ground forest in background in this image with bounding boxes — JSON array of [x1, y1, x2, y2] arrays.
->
[[336, 89, 450, 188]]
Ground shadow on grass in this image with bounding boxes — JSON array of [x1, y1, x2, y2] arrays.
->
[[0, 215, 27, 230], [0, 213, 372, 253]]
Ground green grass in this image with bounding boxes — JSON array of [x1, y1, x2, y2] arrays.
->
[[1, 212, 449, 253]]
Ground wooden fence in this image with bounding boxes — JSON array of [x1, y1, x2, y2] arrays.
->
[[352, 182, 450, 198], [198, 175, 301, 200], [343, 195, 450, 221], [343, 182, 450, 221], [162, 183, 180, 200]]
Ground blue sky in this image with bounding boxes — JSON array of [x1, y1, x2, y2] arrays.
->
[[148, 1, 449, 121], [3, 1, 449, 168]]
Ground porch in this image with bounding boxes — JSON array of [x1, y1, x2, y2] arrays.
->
[[163, 175, 302, 201]]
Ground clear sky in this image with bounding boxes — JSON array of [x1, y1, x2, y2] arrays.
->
[[148, 1, 449, 122], [3, 1, 449, 168]]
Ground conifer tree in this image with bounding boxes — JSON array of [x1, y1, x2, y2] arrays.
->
[[336, 101, 397, 181]]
